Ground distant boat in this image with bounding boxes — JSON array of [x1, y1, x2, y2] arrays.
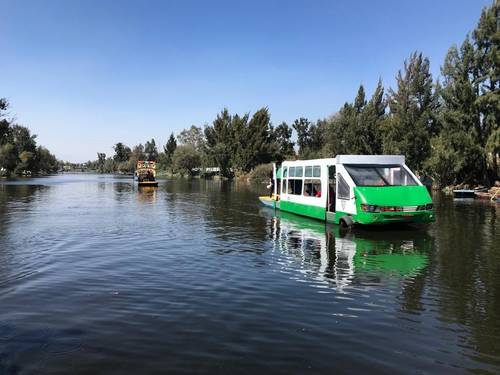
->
[[452, 189, 475, 199], [134, 160, 158, 187]]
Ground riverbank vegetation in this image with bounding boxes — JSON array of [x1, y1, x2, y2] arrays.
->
[[89, 2, 498, 187], [0, 99, 58, 176]]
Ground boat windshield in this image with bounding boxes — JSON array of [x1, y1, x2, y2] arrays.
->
[[344, 165, 418, 186]]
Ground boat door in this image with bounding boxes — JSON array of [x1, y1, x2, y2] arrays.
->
[[327, 165, 336, 212], [335, 164, 357, 216]]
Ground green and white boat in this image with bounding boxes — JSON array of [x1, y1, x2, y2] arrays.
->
[[259, 155, 435, 227]]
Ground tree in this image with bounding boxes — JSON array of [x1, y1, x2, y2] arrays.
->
[[358, 80, 386, 154], [113, 142, 131, 162], [132, 144, 145, 161], [35, 146, 58, 173], [473, 1, 499, 182], [234, 107, 275, 172], [177, 125, 205, 149], [144, 139, 158, 161], [0, 98, 57, 175], [204, 109, 234, 178], [172, 144, 201, 176], [164, 133, 177, 167], [274, 121, 295, 162], [382, 52, 438, 171], [292, 117, 312, 155], [0, 143, 17, 173], [97, 153, 106, 172]]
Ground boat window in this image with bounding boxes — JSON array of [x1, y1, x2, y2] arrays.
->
[[344, 165, 418, 186], [287, 179, 303, 195], [305, 166, 312, 177], [295, 166, 303, 177], [282, 179, 287, 194], [313, 166, 321, 177], [283, 167, 287, 178], [289, 167, 295, 177], [303, 179, 322, 198], [337, 174, 350, 199]]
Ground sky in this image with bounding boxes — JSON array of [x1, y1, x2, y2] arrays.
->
[[0, 0, 493, 162]]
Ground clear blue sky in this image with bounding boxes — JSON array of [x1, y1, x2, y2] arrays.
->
[[0, 0, 492, 162]]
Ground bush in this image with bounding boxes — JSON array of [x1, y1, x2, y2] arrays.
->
[[172, 145, 201, 176], [249, 163, 273, 182]]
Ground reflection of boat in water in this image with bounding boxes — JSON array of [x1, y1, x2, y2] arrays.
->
[[136, 186, 157, 203], [134, 160, 158, 187], [263, 209, 430, 290]]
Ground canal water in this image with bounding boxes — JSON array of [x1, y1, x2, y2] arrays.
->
[[0, 174, 499, 374]]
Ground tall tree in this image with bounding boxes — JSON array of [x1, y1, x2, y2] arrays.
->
[[382, 52, 439, 171], [164, 133, 177, 168], [144, 138, 158, 161], [132, 144, 145, 161], [204, 109, 234, 178], [241, 107, 275, 172], [274, 121, 295, 162], [359, 79, 386, 154], [113, 142, 131, 162], [177, 125, 205, 149], [292, 117, 311, 154], [97, 153, 106, 172], [473, 1, 499, 181]]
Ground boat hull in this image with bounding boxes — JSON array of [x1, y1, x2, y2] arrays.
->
[[138, 181, 158, 187]]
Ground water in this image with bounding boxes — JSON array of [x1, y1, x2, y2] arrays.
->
[[0, 174, 499, 374]]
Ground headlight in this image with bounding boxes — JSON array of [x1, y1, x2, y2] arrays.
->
[[361, 204, 379, 212], [425, 203, 433, 210]]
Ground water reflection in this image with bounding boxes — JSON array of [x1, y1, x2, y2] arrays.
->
[[263, 209, 431, 293], [136, 186, 157, 204]]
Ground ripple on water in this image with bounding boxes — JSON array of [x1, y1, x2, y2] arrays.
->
[[0, 176, 499, 374]]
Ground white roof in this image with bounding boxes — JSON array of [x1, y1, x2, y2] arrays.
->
[[281, 155, 405, 167], [334, 155, 405, 165]]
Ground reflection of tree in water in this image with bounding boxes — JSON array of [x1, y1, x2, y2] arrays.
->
[[0, 184, 49, 290], [0, 184, 48, 236], [200, 180, 270, 251], [429, 197, 500, 360]]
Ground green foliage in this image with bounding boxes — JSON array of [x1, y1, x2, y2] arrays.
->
[[144, 139, 158, 161], [273, 121, 295, 162], [323, 80, 386, 157], [248, 163, 273, 182], [204, 108, 235, 178], [164, 133, 177, 169], [429, 1, 500, 185], [172, 145, 201, 176], [177, 125, 205, 149], [424, 131, 484, 186], [382, 52, 438, 171], [203, 108, 276, 178], [0, 99, 58, 176], [96, 153, 106, 172], [113, 142, 131, 162]]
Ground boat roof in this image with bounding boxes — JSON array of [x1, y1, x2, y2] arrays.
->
[[335, 155, 405, 165], [281, 155, 405, 167]]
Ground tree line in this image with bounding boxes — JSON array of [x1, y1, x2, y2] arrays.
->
[[95, 1, 498, 186], [0, 98, 58, 176]]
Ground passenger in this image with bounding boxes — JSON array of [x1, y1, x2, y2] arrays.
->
[[267, 177, 274, 198], [315, 189, 321, 198]]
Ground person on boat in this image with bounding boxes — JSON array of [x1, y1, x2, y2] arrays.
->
[[267, 177, 274, 198]]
